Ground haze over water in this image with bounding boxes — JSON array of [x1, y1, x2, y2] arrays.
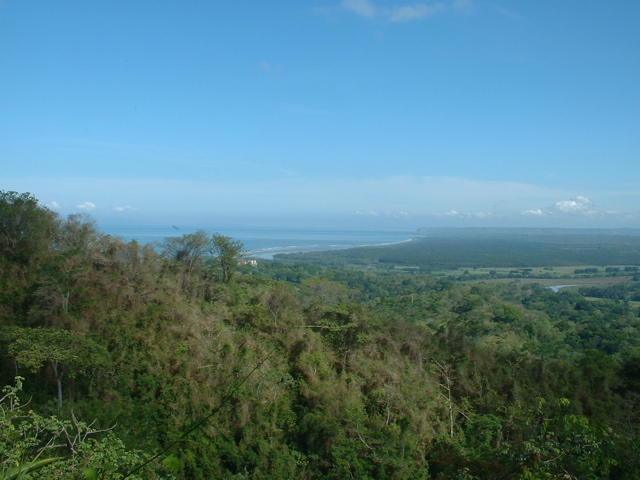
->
[[99, 223, 418, 258]]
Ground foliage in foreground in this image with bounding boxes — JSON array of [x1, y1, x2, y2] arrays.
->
[[1, 190, 640, 478], [0, 377, 165, 479]]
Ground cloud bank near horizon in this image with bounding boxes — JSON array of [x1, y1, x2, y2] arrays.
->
[[7, 175, 638, 227]]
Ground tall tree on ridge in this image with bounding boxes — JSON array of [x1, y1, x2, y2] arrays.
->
[[210, 233, 244, 283]]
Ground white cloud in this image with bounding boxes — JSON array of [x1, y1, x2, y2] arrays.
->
[[342, 0, 376, 18], [554, 195, 595, 214], [48, 201, 60, 209], [472, 211, 493, 218], [521, 208, 545, 216], [77, 201, 97, 210], [356, 210, 410, 218], [114, 205, 137, 212], [340, 0, 449, 22], [521, 196, 624, 220], [389, 3, 446, 22], [435, 210, 494, 219]]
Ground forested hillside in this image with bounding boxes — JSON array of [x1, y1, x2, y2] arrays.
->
[[1, 191, 640, 479]]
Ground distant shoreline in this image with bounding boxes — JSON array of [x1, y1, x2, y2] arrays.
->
[[96, 223, 419, 258], [247, 238, 417, 260]]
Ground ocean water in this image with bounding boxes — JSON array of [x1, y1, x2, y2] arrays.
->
[[97, 223, 419, 259]]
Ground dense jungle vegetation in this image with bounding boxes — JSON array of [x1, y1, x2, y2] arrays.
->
[[278, 231, 640, 271], [1, 191, 640, 479]]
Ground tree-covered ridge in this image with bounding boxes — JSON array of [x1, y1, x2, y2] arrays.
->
[[1, 191, 639, 479]]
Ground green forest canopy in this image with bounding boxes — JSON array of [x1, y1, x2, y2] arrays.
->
[[277, 231, 640, 270], [1, 191, 640, 479]]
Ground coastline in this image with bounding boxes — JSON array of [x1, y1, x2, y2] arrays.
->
[[97, 223, 419, 259], [246, 238, 418, 260]]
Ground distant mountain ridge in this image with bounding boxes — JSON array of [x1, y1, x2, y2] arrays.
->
[[416, 227, 640, 237]]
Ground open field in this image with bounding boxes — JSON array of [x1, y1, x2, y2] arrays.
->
[[427, 265, 639, 281], [436, 265, 636, 276], [470, 276, 634, 288]]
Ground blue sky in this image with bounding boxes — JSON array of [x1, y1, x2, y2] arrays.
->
[[2, 1, 639, 229]]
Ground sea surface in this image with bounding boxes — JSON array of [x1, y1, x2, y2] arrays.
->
[[97, 223, 419, 259]]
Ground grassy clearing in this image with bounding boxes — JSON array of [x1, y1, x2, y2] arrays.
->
[[470, 276, 634, 288], [429, 264, 636, 278]]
